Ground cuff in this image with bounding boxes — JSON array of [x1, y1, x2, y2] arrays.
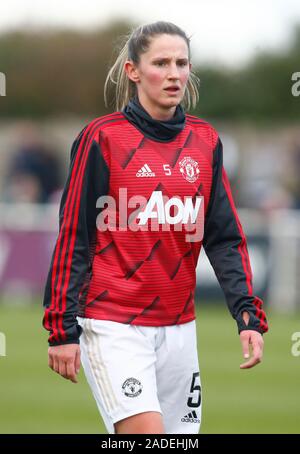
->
[[235, 309, 265, 335], [48, 323, 83, 347]]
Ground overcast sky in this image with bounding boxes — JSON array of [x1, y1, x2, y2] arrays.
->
[[1, 0, 300, 67]]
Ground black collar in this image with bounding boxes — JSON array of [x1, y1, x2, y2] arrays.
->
[[121, 94, 186, 142]]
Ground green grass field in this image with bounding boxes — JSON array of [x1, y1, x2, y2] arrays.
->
[[0, 301, 299, 434]]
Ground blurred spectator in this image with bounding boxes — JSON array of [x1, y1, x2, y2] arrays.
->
[[290, 139, 300, 209], [2, 122, 62, 203], [241, 142, 295, 211]]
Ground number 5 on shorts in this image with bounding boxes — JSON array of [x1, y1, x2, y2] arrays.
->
[[187, 372, 201, 408]]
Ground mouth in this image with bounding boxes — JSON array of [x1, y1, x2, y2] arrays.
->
[[164, 87, 180, 94]]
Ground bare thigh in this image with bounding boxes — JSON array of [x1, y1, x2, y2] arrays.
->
[[114, 411, 165, 434]]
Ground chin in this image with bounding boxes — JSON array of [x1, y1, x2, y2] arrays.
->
[[161, 97, 180, 107]]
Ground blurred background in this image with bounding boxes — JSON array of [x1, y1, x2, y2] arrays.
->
[[0, 0, 300, 434]]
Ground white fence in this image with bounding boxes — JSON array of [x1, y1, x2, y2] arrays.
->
[[0, 203, 299, 313]]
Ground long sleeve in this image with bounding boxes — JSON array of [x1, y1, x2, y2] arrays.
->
[[42, 126, 109, 346], [202, 137, 268, 334]]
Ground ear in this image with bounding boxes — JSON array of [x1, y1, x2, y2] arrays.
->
[[124, 60, 140, 83]]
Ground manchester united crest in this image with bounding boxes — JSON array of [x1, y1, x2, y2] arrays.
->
[[122, 378, 143, 398], [179, 157, 200, 183]]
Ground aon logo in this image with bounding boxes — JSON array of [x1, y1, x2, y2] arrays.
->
[[137, 191, 203, 225]]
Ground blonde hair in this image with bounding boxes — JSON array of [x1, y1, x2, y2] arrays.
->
[[104, 21, 200, 112]]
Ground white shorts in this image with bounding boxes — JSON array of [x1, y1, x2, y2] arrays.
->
[[77, 316, 202, 434]]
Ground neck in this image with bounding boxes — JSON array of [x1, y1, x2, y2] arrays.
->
[[121, 93, 186, 142], [137, 92, 177, 121]]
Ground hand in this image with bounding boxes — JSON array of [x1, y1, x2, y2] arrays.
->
[[48, 344, 81, 383], [239, 311, 264, 369]]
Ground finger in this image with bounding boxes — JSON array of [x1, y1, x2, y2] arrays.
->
[[48, 353, 54, 370], [75, 349, 81, 375], [58, 360, 68, 379], [240, 356, 261, 369], [52, 357, 59, 374], [253, 340, 263, 365], [252, 340, 263, 364], [240, 335, 250, 359], [66, 360, 78, 384]]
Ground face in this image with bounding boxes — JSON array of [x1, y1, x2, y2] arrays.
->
[[124, 34, 191, 120]]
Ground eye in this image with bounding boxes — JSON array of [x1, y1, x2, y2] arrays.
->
[[154, 60, 188, 67]]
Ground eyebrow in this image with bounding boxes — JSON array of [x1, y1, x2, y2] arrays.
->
[[152, 57, 189, 62]]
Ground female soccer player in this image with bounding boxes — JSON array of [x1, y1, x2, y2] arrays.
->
[[42, 21, 268, 434]]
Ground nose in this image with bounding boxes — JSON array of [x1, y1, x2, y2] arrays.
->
[[167, 62, 180, 80]]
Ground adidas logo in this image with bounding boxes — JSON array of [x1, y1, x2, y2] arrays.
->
[[181, 410, 200, 424], [136, 164, 155, 177]]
